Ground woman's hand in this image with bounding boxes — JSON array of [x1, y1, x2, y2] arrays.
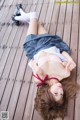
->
[[61, 51, 76, 71], [66, 60, 76, 71], [61, 60, 76, 71]]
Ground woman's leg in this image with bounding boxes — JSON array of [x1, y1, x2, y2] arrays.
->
[[38, 22, 48, 35], [26, 21, 48, 36], [12, 4, 47, 35], [27, 19, 38, 36]]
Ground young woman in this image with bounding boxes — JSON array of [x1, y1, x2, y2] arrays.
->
[[12, 4, 79, 119]]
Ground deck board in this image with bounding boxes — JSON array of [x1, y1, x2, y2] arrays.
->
[[64, 0, 79, 120], [0, 0, 80, 120], [49, 0, 60, 35]]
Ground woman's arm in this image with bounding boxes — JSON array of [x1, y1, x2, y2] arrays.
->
[[61, 51, 76, 71]]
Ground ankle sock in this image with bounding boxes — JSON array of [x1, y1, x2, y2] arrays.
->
[[15, 9, 38, 23]]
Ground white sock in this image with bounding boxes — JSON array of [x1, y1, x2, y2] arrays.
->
[[15, 11, 38, 23], [20, 9, 26, 16]]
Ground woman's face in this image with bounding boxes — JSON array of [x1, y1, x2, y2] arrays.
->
[[49, 83, 64, 101]]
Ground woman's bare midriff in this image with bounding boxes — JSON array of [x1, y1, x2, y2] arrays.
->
[[38, 51, 62, 64]]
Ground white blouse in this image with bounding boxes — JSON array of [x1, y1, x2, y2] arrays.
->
[[28, 46, 71, 80], [34, 46, 68, 61], [29, 46, 68, 67]]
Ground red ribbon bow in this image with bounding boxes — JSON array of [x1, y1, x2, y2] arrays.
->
[[32, 73, 60, 87]]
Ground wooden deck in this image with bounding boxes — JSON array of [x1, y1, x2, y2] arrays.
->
[[0, 0, 80, 120]]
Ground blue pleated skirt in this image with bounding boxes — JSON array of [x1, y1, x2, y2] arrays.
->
[[23, 33, 71, 59]]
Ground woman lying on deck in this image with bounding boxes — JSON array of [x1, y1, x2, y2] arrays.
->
[[12, 4, 79, 120]]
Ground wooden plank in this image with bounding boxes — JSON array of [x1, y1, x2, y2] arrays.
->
[[38, 0, 44, 4], [50, 0, 55, 3], [0, 79, 7, 104], [32, 110, 43, 120], [0, 80, 15, 111], [6, 81, 22, 120], [0, 7, 9, 31], [63, 0, 73, 45], [44, 0, 54, 32], [71, 0, 79, 120], [49, 0, 61, 35], [22, 0, 33, 5], [0, 25, 12, 46], [21, 0, 28, 4], [32, 0, 38, 4], [10, 35, 28, 81], [27, 0, 34, 4], [39, 2, 49, 24], [0, 25, 8, 44], [43, 0, 50, 4], [8, 49, 23, 80], [56, 0, 67, 38], [74, 8, 80, 120], [23, 82, 37, 120], [35, 4, 42, 19], [0, 0, 5, 6], [14, 49, 28, 78], [0, 25, 22, 78], [0, 25, 12, 69], [0, 45, 16, 102], [53, 1, 63, 120], [4, 0, 14, 6], [5, 6, 15, 24], [0, 3, 31, 112], [0, 6, 15, 44], [12, 0, 26, 6], [64, 0, 79, 120], [0, 4, 31, 81], [4, 4, 35, 120], [2, 26, 23, 78], [16, 0, 24, 5], [0, 26, 18, 79], [1, 51, 27, 110], [0, 7, 4, 22], [0, 7, 9, 24], [62, 2, 74, 120], [13, 65, 32, 120], [0, 25, 25, 107]]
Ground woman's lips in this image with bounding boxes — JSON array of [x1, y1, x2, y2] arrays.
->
[[58, 85, 62, 88]]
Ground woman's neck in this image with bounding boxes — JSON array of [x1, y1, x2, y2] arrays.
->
[[47, 79, 59, 87]]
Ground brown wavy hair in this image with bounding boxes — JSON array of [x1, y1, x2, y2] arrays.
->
[[34, 71, 80, 120]]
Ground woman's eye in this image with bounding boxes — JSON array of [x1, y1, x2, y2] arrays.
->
[[54, 93, 58, 95], [60, 93, 63, 96]]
